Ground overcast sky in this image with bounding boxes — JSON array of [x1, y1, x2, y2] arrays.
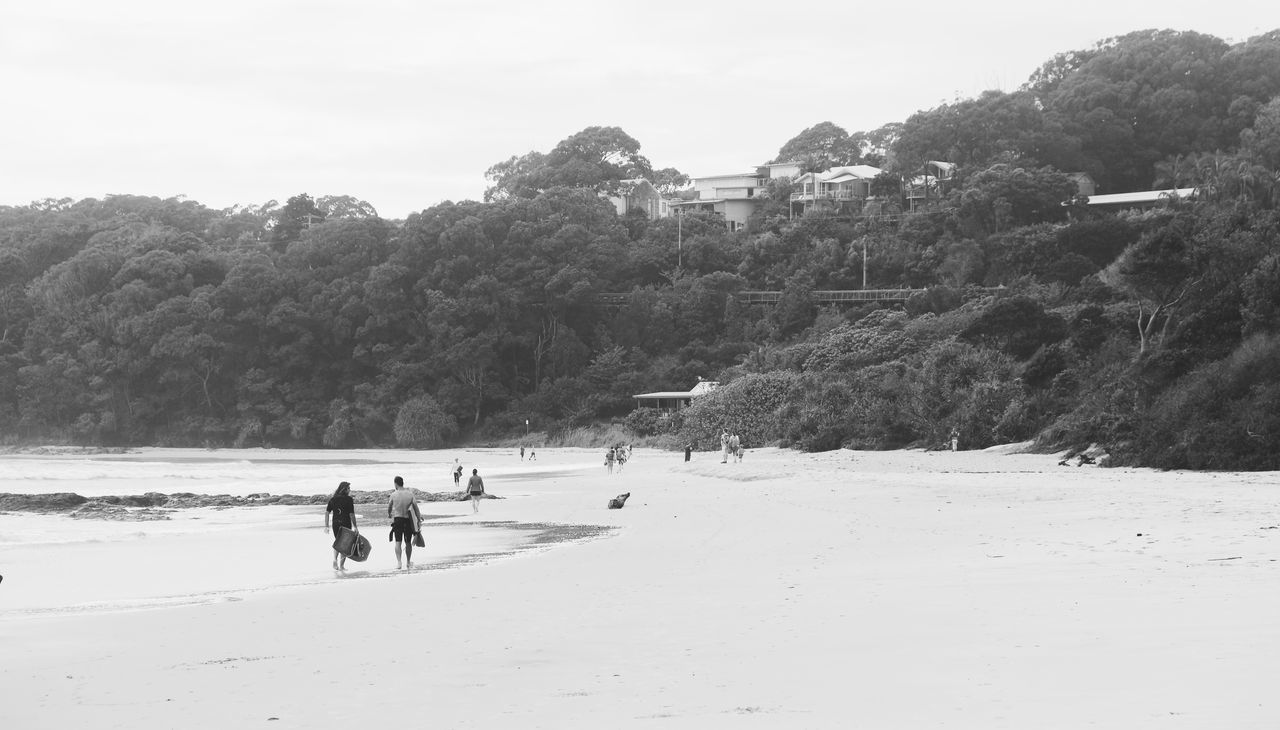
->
[[1, 0, 1272, 218]]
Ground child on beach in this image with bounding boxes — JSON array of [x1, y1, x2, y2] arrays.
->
[[324, 481, 358, 571]]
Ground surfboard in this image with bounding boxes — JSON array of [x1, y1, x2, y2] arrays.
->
[[333, 527, 371, 562]]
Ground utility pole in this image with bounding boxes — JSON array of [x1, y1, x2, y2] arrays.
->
[[862, 236, 868, 289], [677, 209, 683, 269]]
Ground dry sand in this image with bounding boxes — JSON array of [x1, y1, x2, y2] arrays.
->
[[2, 445, 1279, 728]]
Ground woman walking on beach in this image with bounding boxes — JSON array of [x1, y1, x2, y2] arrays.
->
[[467, 468, 486, 513], [324, 481, 358, 571]]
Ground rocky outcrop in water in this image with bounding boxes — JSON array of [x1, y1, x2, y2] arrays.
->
[[68, 503, 173, 521], [0, 488, 496, 517]]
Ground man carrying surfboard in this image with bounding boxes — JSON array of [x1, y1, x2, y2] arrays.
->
[[387, 476, 423, 570]]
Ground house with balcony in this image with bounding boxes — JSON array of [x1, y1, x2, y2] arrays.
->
[[790, 164, 884, 216], [669, 171, 766, 231], [670, 162, 804, 230]]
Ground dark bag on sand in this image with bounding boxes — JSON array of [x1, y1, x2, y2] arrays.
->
[[334, 527, 371, 562]]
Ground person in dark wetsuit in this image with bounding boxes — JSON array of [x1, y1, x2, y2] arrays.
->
[[324, 481, 358, 571]]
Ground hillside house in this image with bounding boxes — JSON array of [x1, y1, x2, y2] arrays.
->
[[904, 161, 957, 212], [607, 178, 670, 219], [670, 172, 765, 230], [671, 162, 804, 230], [790, 164, 885, 215]]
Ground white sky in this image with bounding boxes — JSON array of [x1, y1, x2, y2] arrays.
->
[[1, 0, 1273, 219]]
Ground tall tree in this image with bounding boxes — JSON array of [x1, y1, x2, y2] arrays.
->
[[270, 194, 325, 245], [774, 122, 863, 167]]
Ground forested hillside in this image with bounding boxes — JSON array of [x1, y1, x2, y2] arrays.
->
[[2, 29, 1279, 469]]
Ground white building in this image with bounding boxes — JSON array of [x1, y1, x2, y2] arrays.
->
[[790, 164, 884, 212], [671, 162, 803, 230]]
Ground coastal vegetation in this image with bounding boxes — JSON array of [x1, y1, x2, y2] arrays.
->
[[2, 29, 1279, 469]]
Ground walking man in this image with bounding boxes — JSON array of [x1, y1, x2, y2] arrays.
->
[[467, 468, 486, 514], [387, 476, 422, 570]]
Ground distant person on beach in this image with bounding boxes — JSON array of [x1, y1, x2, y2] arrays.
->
[[324, 481, 358, 571], [721, 431, 730, 463], [529, 449, 536, 461], [467, 468, 486, 513], [684, 443, 692, 462], [729, 433, 741, 463], [387, 476, 422, 570], [605, 448, 615, 473], [949, 427, 959, 452], [453, 464, 463, 489], [520, 446, 525, 460]]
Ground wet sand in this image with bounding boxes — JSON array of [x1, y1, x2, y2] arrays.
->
[[3, 445, 1279, 728]]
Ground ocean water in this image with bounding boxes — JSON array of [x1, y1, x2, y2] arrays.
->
[[0, 446, 599, 498], [0, 448, 611, 618]]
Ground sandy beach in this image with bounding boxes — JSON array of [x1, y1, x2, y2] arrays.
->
[[2, 445, 1279, 728]]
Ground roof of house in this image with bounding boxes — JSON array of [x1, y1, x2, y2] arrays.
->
[[795, 165, 885, 184], [634, 380, 720, 400], [1084, 188, 1196, 206]]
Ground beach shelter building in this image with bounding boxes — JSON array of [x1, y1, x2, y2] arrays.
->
[[632, 380, 720, 412]]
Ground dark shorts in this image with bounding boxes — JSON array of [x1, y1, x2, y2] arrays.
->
[[391, 516, 415, 543]]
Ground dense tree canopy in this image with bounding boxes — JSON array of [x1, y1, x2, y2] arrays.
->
[[2, 29, 1279, 470]]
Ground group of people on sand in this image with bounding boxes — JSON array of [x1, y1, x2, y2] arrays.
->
[[323, 466, 488, 572], [720, 430, 744, 463], [518, 445, 536, 461], [604, 444, 632, 473]]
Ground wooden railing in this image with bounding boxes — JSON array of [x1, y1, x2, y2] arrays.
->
[[790, 190, 866, 201], [738, 289, 921, 303], [597, 289, 923, 306], [595, 287, 1004, 307]]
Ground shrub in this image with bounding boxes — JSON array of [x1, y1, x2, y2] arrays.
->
[[394, 395, 457, 448], [622, 407, 670, 437], [678, 372, 800, 447], [1123, 334, 1280, 469]]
